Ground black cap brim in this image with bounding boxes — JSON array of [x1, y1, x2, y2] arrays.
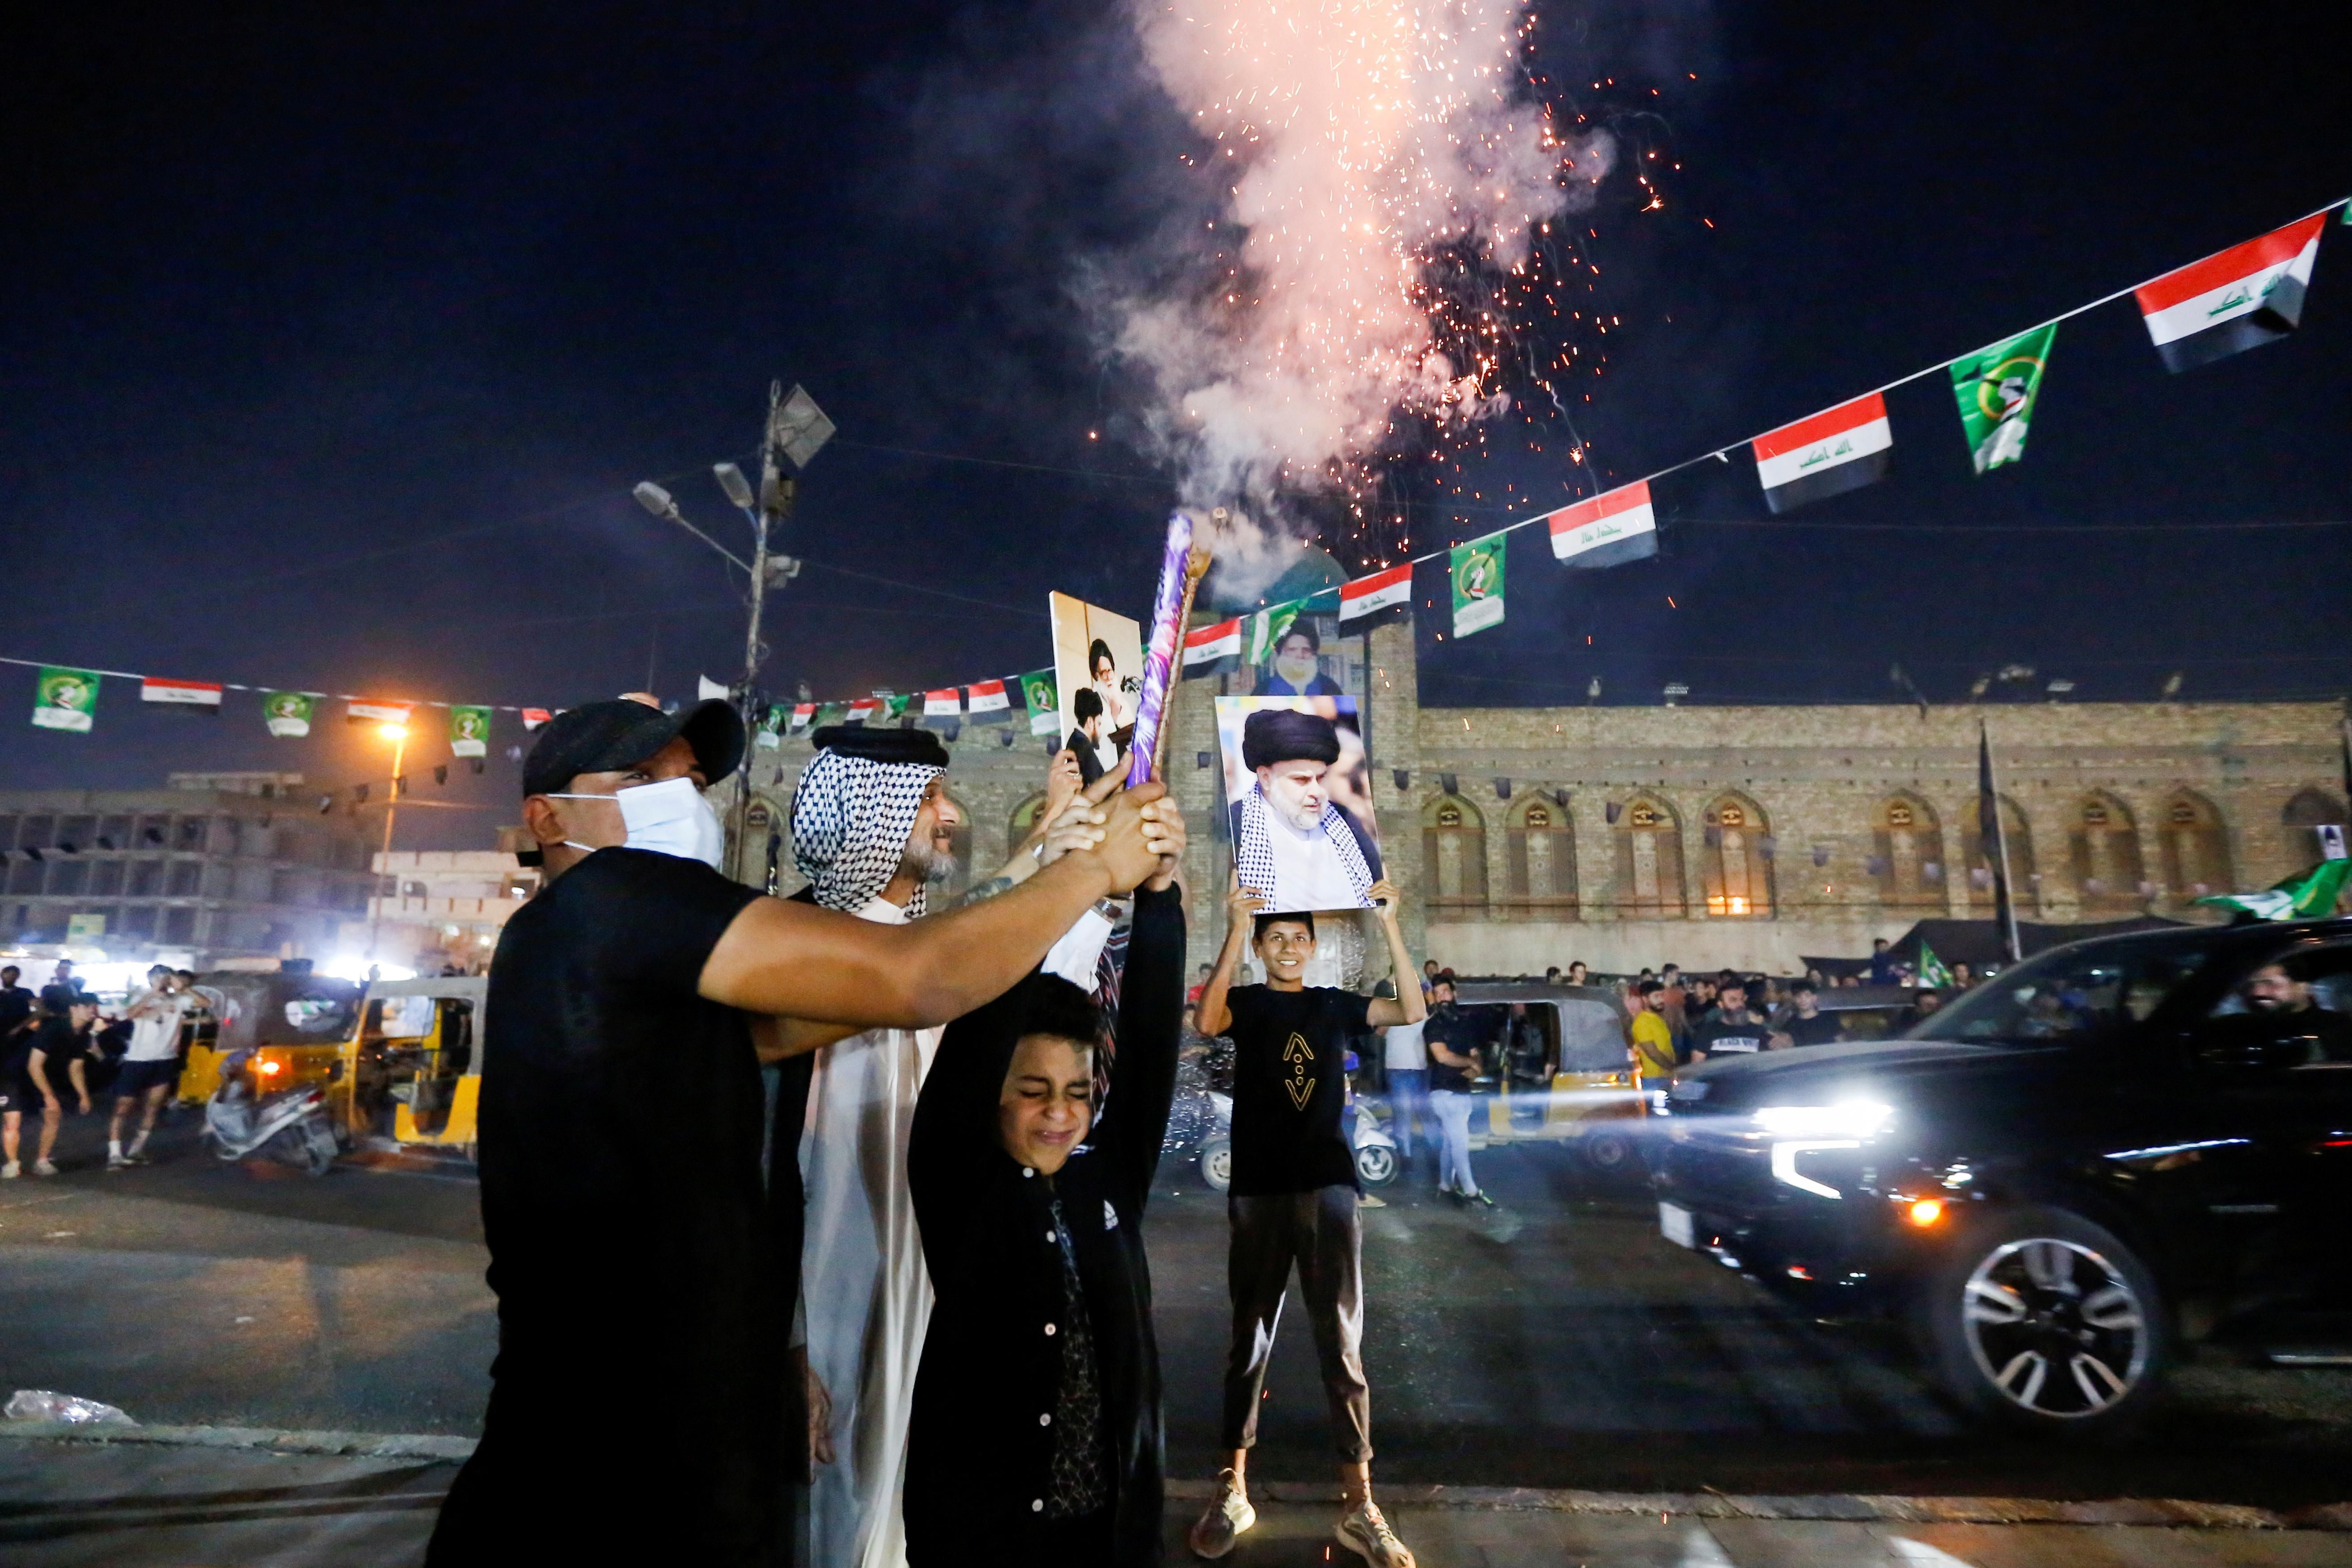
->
[[522, 698, 745, 796]]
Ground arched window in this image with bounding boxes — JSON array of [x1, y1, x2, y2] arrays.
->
[[2159, 790, 2232, 900], [1422, 795, 1488, 911], [2284, 788, 2348, 828], [1612, 795, 1686, 919], [1872, 795, 1944, 909], [1700, 795, 1774, 917], [2069, 793, 2145, 913], [1959, 795, 2035, 909], [1503, 796, 1576, 917]]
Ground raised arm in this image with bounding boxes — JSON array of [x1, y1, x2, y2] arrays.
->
[[1360, 880, 1425, 1027], [1102, 883, 1185, 1207], [1194, 879, 1262, 1039], [698, 779, 1174, 1026]]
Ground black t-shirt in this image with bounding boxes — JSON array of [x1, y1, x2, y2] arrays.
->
[[1783, 1011, 1845, 1047], [1693, 1012, 1774, 1057], [0, 985, 33, 1033], [1223, 984, 1372, 1195], [1423, 1005, 1482, 1093], [477, 848, 764, 1395]]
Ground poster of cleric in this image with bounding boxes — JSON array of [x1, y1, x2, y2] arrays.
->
[[1213, 695, 1385, 913]]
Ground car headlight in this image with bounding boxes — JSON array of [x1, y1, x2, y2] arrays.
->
[[1753, 1102, 1893, 1138], [1756, 1102, 1892, 1200]]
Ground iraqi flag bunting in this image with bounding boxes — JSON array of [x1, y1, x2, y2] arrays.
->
[[844, 697, 884, 726], [1547, 481, 1659, 569], [787, 702, 816, 733], [1338, 563, 1413, 621], [348, 699, 412, 727], [521, 707, 553, 731], [1752, 392, 1892, 514], [141, 676, 223, 714], [921, 689, 962, 734], [1182, 616, 1242, 676], [964, 680, 1012, 723], [2135, 212, 2327, 374]]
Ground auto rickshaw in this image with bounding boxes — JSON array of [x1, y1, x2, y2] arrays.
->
[[334, 976, 486, 1159], [177, 970, 364, 1106], [1444, 981, 1647, 1170]]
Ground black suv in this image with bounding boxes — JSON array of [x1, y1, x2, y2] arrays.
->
[[1653, 918, 2352, 1434]]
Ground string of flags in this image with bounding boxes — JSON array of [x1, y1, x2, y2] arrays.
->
[[14, 199, 2343, 737], [1185, 196, 2346, 649]]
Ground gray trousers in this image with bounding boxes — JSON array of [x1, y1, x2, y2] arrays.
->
[[1218, 1184, 1372, 1462]]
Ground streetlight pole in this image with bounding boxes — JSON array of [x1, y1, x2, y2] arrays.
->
[[367, 723, 408, 962], [635, 381, 828, 885]]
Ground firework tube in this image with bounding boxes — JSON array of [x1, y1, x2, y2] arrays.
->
[[1125, 512, 1195, 787]]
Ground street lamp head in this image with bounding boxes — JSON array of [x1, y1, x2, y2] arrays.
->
[[712, 462, 754, 509], [633, 482, 676, 517]]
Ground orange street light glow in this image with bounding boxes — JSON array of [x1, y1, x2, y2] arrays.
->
[[379, 723, 408, 741], [1905, 1199, 1945, 1227]]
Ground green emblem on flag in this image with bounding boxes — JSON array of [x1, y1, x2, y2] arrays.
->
[[756, 705, 786, 749], [1450, 533, 1507, 638], [1021, 668, 1059, 736], [31, 667, 100, 733], [448, 705, 493, 758], [2196, 858, 2350, 922], [1950, 322, 2056, 473], [1246, 600, 1305, 667], [1916, 940, 1955, 989], [263, 690, 315, 738]]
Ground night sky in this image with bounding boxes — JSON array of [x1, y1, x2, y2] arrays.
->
[[5, 3, 2348, 844]]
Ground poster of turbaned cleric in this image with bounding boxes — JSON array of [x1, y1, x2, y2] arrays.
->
[[1214, 695, 1385, 913], [1049, 591, 1143, 785]]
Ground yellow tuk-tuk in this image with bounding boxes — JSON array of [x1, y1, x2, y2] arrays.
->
[[338, 976, 486, 1158], [1444, 981, 1647, 1171], [177, 969, 485, 1162], [177, 971, 364, 1106]]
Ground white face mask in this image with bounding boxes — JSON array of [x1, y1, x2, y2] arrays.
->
[[546, 775, 725, 869]]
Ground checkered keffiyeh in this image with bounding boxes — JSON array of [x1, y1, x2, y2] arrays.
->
[[790, 749, 944, 916]]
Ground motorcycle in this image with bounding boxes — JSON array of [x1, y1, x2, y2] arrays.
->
[[203, 1052, 341, 1176], [1164, 1044, 1235, 1192]]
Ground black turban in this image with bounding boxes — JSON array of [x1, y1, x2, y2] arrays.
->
[[809, 724, 950, 768], [1241, 707, 1340, 771]]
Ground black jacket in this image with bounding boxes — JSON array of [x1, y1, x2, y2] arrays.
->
[[904, 883, 1183, 1566]]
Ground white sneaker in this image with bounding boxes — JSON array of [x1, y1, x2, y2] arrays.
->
[[1187, 1468, 1256, 1559], [1, 1161, 18, 1179], [1337, 1498, 1416, 1568], [106, 1154, 128, 1171], [32, 1159, 59, 1177]]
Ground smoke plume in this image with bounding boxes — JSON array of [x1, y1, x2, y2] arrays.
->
[[1104, 0, 1615, 593]]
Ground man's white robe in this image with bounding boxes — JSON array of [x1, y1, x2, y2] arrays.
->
[[799, 895, 939, 1568]]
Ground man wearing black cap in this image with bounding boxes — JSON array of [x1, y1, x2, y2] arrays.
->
[[1230, 707, 1381, 913], [426, 697, 1178, 1568]]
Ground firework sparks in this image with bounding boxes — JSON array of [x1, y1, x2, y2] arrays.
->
[[1110, 0, 1615, 589]]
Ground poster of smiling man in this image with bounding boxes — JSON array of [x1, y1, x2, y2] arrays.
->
[[1049, 591, 1143, 781], [1215, 694, 1384, 912]]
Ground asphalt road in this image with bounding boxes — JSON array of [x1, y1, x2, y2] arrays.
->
[[4, 1105, 2350, 1510]]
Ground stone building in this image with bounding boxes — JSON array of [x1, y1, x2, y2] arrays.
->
[[351, 834, 540, 975], [0, 772, 377, 963], [739, 617, 2348, 977]]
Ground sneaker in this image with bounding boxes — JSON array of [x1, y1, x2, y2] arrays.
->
[[1467, 1189, 1495, 1208], [1357, 1193, 1387, 1209], [125, 1150, 152, 1166], [1336, 1498, 1416, 1568], [1187, 1468, 1256, 1559], [106, 1154, 127, 1171], [32, 1159, 58, 1177], [1, 1161, 18, 1179]]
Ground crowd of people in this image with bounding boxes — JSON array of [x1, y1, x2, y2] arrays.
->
[[0, 958, 199, 1179]]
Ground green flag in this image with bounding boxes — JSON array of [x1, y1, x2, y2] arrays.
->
[[878, 693, 912, 725], [263, 690, 315, 738], [755, 705, 786, 749], [1950, 322, 2056, 473], [1246, 600, 1305, 667], [2196, 857, 2351, 921], [812, 701, 848, 730], [448, 705, 493, 758], [1917, 940, 1955, 988], [1021, 668, 1060, 736], [1450, 533, 1507, 638], [31, 667, 100, 733]]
